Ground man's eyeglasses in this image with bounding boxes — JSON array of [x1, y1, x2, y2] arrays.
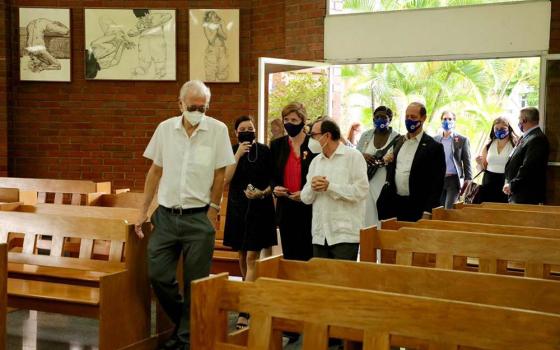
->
[[307, 132, 322, 138], [186, 105, 207, 113]]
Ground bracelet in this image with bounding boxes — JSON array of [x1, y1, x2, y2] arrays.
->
[[209, 202, 220, 211]]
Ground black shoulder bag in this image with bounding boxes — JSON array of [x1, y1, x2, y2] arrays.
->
[[367, 136, 401, 181]]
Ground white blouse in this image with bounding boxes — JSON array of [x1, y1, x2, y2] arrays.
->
[[486, 140, 514, 174]]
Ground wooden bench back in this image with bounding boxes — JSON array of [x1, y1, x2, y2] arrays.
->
[[0, 188, 19, 202], [381, 218, 560, 239], [360, 226, 560, 278], [456, 202, 560, 212], [256, 257, 560, 314], [432, 207, 560, 228], [10, 203, 139, 223], [0, 177, 111, 205], [0, 211, 128, 262], [89, 191, 144, 208], [0, 244, 6, 349], [191, 274, 560, 350]]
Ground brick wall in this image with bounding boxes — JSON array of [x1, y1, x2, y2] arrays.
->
[[5, 0, 325, 190], [0, 0, 8, 176], [547, 1, 560, 204]]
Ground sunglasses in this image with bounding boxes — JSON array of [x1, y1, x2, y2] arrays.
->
[[186, 105, 207, 113]]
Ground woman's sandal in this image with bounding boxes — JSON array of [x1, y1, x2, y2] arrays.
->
[[235, 312, 250, 330]]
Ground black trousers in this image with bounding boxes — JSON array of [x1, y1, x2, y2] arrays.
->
[[313, 241, 359, 261], [395, 195, 424, 222], [277, 198, 313, 261]]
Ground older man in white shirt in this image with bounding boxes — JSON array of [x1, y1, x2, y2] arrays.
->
[[135, 80, 235, 350], [301, 117, 369, 261]]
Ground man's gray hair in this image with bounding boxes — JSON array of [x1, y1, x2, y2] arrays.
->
[[179, 80, 211, 106], [521, 107, 540, 124]]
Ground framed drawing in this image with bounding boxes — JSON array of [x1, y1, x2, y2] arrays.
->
[[84, 8, 176, 81], [189, 9, 240, 83], [19, 7, 71, 82]]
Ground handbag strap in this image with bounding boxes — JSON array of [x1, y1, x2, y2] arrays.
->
[[472, 170, 484, 180], [377, 135, 401, 158]]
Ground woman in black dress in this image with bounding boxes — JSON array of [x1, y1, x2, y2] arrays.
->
[[223, 115, 277, 327]]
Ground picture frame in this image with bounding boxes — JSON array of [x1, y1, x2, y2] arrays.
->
[[84, 8, 176, 81], [19, 7, 71, 82], [189, 9, 240, 83]]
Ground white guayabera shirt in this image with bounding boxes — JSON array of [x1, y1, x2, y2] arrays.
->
[[301, 144, 369, 245], [144, 115, 235, 209]]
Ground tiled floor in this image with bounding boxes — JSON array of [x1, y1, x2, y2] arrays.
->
[[6, 309, 347, 350]]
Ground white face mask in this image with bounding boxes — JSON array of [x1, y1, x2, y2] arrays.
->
[[308, 135, 325, 154], [183, 110, 204, 126]]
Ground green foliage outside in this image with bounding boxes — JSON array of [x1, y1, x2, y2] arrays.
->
[[268, 73, 328, 124], [341, 58, 540, 160], [336, 0, 525, 13]]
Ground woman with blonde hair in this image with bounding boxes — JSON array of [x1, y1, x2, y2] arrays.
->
[[476, 117, 518, 203]]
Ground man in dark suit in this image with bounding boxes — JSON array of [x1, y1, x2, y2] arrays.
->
[[383, 102, 446, 222], [434, 111, 472, 209], [503, 107, 550, 204]]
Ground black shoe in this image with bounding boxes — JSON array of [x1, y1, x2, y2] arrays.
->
[[174, 341, 190, 350], [159, 334, 180, 350]]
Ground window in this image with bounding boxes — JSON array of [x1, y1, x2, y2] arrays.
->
[[329, 0, 531, 15]]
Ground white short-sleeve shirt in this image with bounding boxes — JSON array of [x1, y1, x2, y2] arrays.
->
[[143, 115, 235, 209]]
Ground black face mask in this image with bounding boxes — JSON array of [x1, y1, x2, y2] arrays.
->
[[238, 131, 256, 144], [284, 122, 304, 137]]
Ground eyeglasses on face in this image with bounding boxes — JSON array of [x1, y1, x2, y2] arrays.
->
[[186, 105, 207, 113], [307, 132, 323, 138]]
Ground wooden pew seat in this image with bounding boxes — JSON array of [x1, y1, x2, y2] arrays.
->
[[360, 226, 560, 280], [191, 273, 560, 350], [0, 211, 151, 350]]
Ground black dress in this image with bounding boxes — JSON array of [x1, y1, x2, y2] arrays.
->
[[223, 143, 277, 252]]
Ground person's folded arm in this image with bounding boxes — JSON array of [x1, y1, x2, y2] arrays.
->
[[300, 164, 317, 205], [327, 152, 369, 202]]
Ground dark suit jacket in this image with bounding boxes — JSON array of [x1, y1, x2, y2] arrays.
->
[[434, 133, 472, 181], [384, 132, 446, 217], [269, 135, 317, 221], [504, 127, 549, 204]]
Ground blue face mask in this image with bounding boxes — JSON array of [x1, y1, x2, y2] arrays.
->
[[494, 128, 509, 140], [405, 119, 422, 133], [442, 119, 455, 131], [374, 117, 389, 131], [518, 122, 524, 133]]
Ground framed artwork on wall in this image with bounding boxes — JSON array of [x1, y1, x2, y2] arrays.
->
[[19, 7, 71, 82], [84, 8, 176, 81], [189, 9, 240, 83]]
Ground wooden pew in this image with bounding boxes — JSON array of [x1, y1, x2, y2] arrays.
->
[[0, 177, 111, 205], [0, 211, 151, 350], [0, 244, 5, 350], [432, 206, 560, 228], [456, 202, 560, 212], [360, 226, 560, 279], [380, 217, 560, 274], [381, 217, 560, 239], [191, 273, 560, 350], [252, 256, 560, 349]]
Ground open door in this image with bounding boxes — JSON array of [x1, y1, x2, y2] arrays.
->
[[258, 57, 331, 143]]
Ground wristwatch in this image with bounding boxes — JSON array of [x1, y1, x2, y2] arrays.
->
[[209, 202, 220, 211]]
